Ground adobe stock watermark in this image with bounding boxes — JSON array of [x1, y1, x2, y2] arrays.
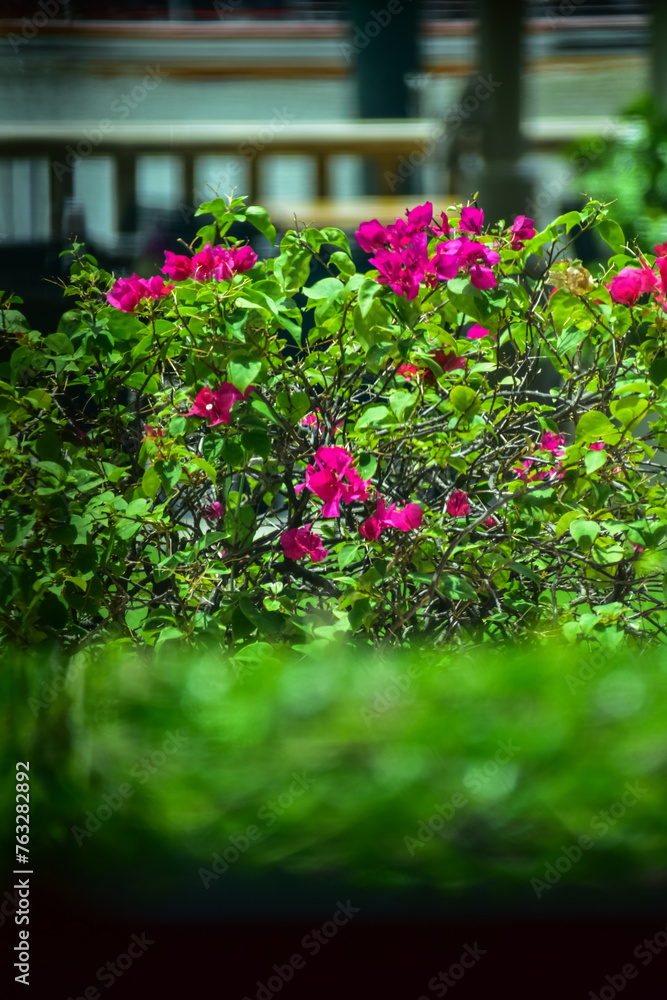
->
[[197, 770, 312, 887], [588, 919, 667, 1000], [240, 900, 360, 1000], [6, 0, 64, 55], [360, 657, 430, 725], [65, 932, 155, 1000], [564, 640, 616, 694], [213, 0, 243, 17], [524, 119, 620, 219], [543, 0, 587, 30], [530, 780, 648, 898], [340, 0, 404, 65], [403, 739, 521, 857], [51, 66, 167, 182], [28, 655, 89, 717], [418, 941, 487, 999], [70, 729, 189, 846], [178, 106, 296, 224], [383, 73, 501, 193]]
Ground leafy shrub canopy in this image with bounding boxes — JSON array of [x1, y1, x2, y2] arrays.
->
[[2, 195, 667, 654]]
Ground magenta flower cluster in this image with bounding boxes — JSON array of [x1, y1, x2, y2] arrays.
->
[[162, 243, 257, 282], [282, 445, 422, 563], [606, 244, 667, 307], [355, 202, 535, 302], [106, 274, 174, 313], [106, 242, 257, 313], [186, 384, 254, 427]]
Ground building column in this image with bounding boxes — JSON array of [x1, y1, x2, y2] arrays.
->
[[115, 153, 137, 235], [475, 0, 533, 224], [50, 149, 74, 240]]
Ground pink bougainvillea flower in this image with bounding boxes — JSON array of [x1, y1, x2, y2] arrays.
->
[[107, 273, 173, 312], [589, 441, 605, 450], [607, 264, 658, 306], [301, 411, 320, 427], [360, 497, 422, 540], [466, 324, 491, 340], [106, 274, 147, 312], [397, 363, 422, 381], [201, 500, 224, 519], [430, 211, 452, 236], [370, 246, 423, 301], [484, 516, 499, 528], [405, 201, 433, 232], [459, 206, 484, 235], [355, 218, 391, 253], [443, 235, 498, 289], [655, 242, 667, 257], [163, 244, 257, 282], [509, 215, 536, 250], [185, 382, 254, 427], [514, 459, 548, 483], [467, 264, 494, 290], [281, 524, 329, 563], [469, 264, 496, 290], [143, 275, 174, 300], [360, 497, 391, 541], [388, 502, 423, 531], [424, 349, 467, 381], [540, 431, 566, 456], [446, 489, 470, 516], [296, 445, 370, 518], [230, 244, 258, 273], [398, 350, 466, 383], [162, 251, 193, 280]]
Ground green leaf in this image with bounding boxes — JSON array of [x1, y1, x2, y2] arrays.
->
[[570, 518, 601, 550], [3, 513, 35, 550], [356, 405, 393, 429], [552, 210, 585, 233], [319, 227, 351, 255], [142, 465, 161, 499], [44, 332, 74, 355], [169, 415, 187, 436], [338, 543, 363, 570], [227, 354, 262, 395], [556, 511, 583, 539], [0, 414, 9, 450], [301, 278, 343, 301], [245, 205, 276, 247], [356, 277, 383, 318], [584, 448, 607, 475], [509, 561, 541, 584], [155, 458, 182, 492], [329, 251, 355, 277], [574, 411, 619, 444], [24, 388, 52, 411], [356, 452, 377, 479], [241, 428, 271, 460], [557, 326, 589, 355], [388, 390, 417, 421], [439, 575, 477, 601], [598, 218, 625, 254], [450, 385, 479, 416], [610, 394, 647, 429], [649, 355, 667, 386], [274, 246, 312, 296]]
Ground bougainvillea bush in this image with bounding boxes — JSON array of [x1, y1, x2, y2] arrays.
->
[[2, 196, 667, 654]]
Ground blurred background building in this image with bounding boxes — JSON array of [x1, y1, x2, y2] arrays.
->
[[0, 0, 657, 327]]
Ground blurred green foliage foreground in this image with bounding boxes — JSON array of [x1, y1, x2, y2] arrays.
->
[[3, 638, 666, 908]]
